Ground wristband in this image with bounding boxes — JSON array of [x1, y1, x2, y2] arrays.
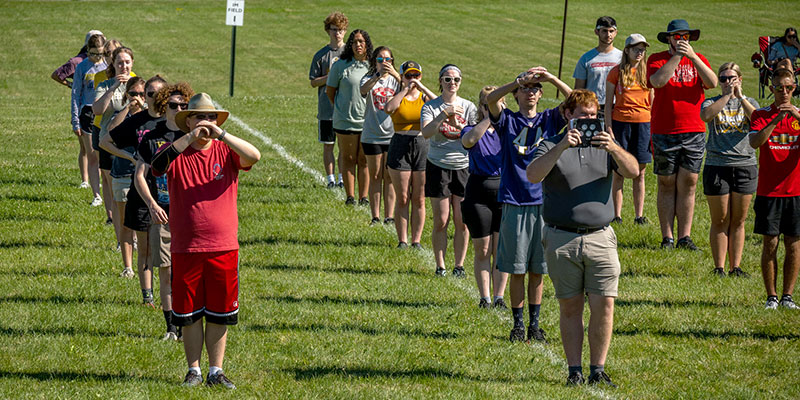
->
[[217, 130, 227, 141]]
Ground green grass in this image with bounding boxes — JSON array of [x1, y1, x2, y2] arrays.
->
[[2, 0, 800, 398]]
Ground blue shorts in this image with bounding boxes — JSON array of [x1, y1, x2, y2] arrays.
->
[[612, 120, 652, 164]]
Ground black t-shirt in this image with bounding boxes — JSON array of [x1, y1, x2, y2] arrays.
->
[[137, 120, 185, 215], [109, 112, 163, 178]]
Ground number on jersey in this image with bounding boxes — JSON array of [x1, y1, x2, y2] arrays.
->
[[512, 126, 543, 155]]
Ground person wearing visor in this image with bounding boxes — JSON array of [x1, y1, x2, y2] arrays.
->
[[647, 19, 717, 250]]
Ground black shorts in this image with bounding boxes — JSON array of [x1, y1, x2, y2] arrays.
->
[[361, 142, 389, 156], [652, 132, 705, 175], [98, 147, 113, 170], [612, 120, 652, 164], [461, 175, 502, 238], [425, 161, 468, 198], [334, 128, 361, 135], [123, 187, 151, 232], [754, 195, 800, 237], [79, 106, 94, 134], [91, 125, 101, 151], [387, 134, 428, 171], [318, 120, 335, 144], [702, 164, 758, 196]]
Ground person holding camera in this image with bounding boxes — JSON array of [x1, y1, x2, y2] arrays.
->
[[486, 66, 572, 343], [647, 19, 717, 250], [527, 89, 639, 387]]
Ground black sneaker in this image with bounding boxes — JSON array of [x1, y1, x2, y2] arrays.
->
[[435, 267, 447, 277], [326, 181, 336, 189], [359, 197, 369, 206], [370, 217, 381, 226], [611, 216, 623, 224], [452, 266, 466, 278], [588, 371, 617, 388], [345, 196, 356, 206], [509, 326, 526, 342], [181, 370, 203, 387], [411, 242, 423, 250], [527, 326, 548, 343], [634, 216, 649, 225], [676, 236, 699, 251], [493, 298, 508, 309], [712, 267, 725, 277], [105, 217, 113, 225], [206, 372, 236, 389], [383, 217, 394, 225], [397, 242, 409, 249], [478, 298, 490, 309], [336, 182, 344, 189], [566, 370, 585, 386], [729, 267, 750, 278], [660, 237, 674, 249]]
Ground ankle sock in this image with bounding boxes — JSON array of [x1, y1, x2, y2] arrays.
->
[[590, 364, 604, 376], [327, 174, 335, 183], [337, 173, 343, 183], [208, 366, 222, 376], [163, 310, 175, 332], [189, 366, 201, 375], [529, 303, 541, 329], [512, 307, 524, 328], [493, 295, 503, 303], [481, 296, 491, 303], [568, 365, 582, 375]]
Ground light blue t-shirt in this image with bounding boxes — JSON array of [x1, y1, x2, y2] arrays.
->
[[768, 41, 799, 64], [573, 47, 622, 105]]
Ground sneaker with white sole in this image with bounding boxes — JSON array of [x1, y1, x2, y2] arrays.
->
[[79, 181, 90, 189], [765, 296, 779, 310], [90, 194, 103, 207], [162, 331, 178, 341], [206, 372, 235, 389], [181, 370, 203, 387], [779, 295, 800, 310], [120, 268, 135, 278]]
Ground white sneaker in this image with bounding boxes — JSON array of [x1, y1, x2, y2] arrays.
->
[[765, 297, 779, 310], [90, 194, 103, 207], [779, 296, 800, 310], [162, 331, 178, 341], [120, 267, 135, 278], [79, 181, 90, 189]]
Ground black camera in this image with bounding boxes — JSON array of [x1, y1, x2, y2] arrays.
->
[[569, 118, 604, 148]]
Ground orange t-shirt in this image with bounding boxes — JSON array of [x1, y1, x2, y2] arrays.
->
[[607, 66, 651, 123], [390, 94, 425, 131]]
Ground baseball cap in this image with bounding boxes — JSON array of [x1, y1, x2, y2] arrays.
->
[[625, 33, 650, 47], [401, 61, 421, 75]]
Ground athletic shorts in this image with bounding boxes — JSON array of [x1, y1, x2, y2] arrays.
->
[[334, 128, 361, 136], [543, 225, 620, 299], [461, 175, 501, 238], [496, 203, 547, 275], [754, 195, 800, 237], [79, 106, 94, 134], [612, 120, 652, 164], [651, 132, 705, 175], [123, 189, 151, 232], [149, 222, 171, 268], [361, 142, 390, 156], [112, 177, 131, 203], [172, 250, 239, 326], [425, 162, 468, 198], [318, 120, 335, 144], [702, 164, 758, 196]]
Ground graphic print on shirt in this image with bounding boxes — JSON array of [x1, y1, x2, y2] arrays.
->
[[439, 114, 467, 140], [769, 118, 800, 146], [213, 163, 224, 181], [713, 107, 748, 134], [512, 123, 543, 155], [371, 86, 396, 110], [672, 63, 698, 83]]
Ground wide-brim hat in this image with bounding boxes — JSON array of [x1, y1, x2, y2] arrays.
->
[[657, 19, 700, 44], [175, 93, 230, 133]]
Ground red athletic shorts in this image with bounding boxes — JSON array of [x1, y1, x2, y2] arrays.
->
[[171, 250, 239, 326]]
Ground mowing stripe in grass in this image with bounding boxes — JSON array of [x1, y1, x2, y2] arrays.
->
[[219, 102, 617, 399]]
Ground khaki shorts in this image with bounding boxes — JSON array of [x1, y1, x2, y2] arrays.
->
[[543, 225, 620, 299], [112, 177, 131, 202], [149, 222, 172, 268]]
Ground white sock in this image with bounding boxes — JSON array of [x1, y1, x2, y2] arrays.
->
[[327, 174, 335, 183], [338, 173, 343, 183], [189, 366, 201, 375], [493, 296, 503, 303], [208, 366, 222, 376]]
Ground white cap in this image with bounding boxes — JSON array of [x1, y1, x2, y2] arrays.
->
[[625, 33, 649, 47], [85, 30, 104, 46]]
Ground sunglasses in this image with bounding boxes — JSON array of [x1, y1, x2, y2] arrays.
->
[[376, 57, 392, 63], [672, 33, 691, 41], [167, 102, 188, 110], [127, 91, 145, 97], [146, 91, 156, 98], [719, 76, 737, 83], [192, 113, 218, 121], [404, 73, 420, 79], [520, 86, 541, 93], [771, 84, 797, 93], [789, 35, 798, 39], [88, 51, 103, 57], [442, 76, 461, 83]]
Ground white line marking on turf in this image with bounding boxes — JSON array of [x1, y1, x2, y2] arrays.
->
[[220, 104, 615, 400]]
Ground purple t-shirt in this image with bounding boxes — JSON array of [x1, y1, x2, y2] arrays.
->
[[461, 125, 501, 177], [53, 51, 87, 81], [491, 107, 565, 205]]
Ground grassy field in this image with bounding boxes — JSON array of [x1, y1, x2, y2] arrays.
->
[[2, 1, 800, 398]]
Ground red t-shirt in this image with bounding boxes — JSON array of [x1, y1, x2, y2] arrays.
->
[[165, 141, 250, 253], [750, 104, 800, 197], [647, 50, 711, 134]]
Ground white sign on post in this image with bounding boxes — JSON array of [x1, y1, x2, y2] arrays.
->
[[226, 0, 244, 26]]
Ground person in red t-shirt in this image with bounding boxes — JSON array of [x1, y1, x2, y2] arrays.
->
[[150, 93, 261, 388], [748, 68, 800, 311], [647, 19, 718, 251]]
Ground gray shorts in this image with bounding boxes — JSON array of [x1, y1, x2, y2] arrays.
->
[[149, 222, 172, 268], [496, 203, 547, 275], [652, 132, 705, 175], [112, 177, 131, 202]]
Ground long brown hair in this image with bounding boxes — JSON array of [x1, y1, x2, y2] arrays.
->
[[620, 45, 648, 88]]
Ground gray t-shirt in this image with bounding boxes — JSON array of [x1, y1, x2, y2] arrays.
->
[[421, 96, 478, 170], [95, 78, 126, 139], [534, 135, 616, 228], [573, 47, 622, 105], [310, 44, 344, 121], [327, 58, 369, 131], [701, 95, 759, 167], [360, 74, 400, 144]]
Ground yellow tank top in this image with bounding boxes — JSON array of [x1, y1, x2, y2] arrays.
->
[[391, 94, 425, 132]]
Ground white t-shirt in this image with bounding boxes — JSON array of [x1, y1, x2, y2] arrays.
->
[[573, 47, 622, 105], [421, 96, 478, 170], [360, 74, 400, 144]]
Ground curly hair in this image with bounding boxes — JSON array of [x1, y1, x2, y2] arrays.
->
[[324, 11, 348, 31], [154, 82, 195, 115], [367, 46, 396, 76], [563, 89, 599, 115], [340, 29, 372, 62]]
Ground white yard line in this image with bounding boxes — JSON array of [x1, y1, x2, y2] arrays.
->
[[220, 104, 616, 400]]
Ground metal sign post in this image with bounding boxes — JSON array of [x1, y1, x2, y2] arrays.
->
[[226, 0, 244, 97]]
